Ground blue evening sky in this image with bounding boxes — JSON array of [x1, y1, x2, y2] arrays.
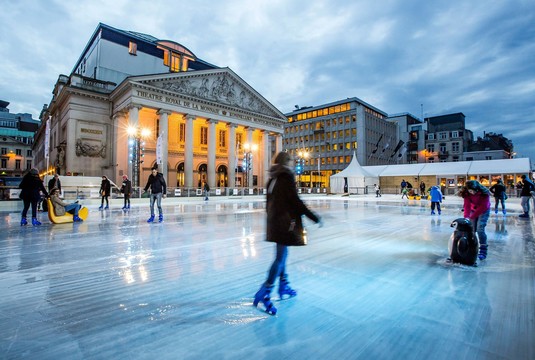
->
[[1, 0, 534, 162]]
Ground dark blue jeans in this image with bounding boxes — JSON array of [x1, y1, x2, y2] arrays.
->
[[473, 210, 490, 254], [266, 244, 288, 286], [22, 198, 38, 218]]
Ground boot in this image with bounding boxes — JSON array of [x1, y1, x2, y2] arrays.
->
[[147, 215, 155, 223], [278, 278, 297, 299], [20, 217, 28, 226], [32, 218, 42, 226], [158, 214, 163, 223], [73, 216, 83, 222], [104, 206, 109, 210], [253, 284, 277, 315], [98, 205, 103, 210], [519, 212, 529, 218], [478, 244, 488, 260]]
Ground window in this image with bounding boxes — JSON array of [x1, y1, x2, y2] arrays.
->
[[179, 123, 185, 142], [26, 150, 32, 156], [26, 160, 32, 169], [128, 41, 137, 55], [427, 144, 435, 152], [1, 159, 6, 168], [170, 53, 181, 72], [452, 142, 460, 152], [439, 132, 447, 140], [236, 134, 242, 149], [440, 145, 447, 153], [410, 131, 419, 141], [1, 148, 6, 155], [428, 134, 435, 140], [451, 131, 459, 138], [15, 160, 21, 169], [485, 156, 492, 160], [219, 130, 226, 148], [200, 127, 208, 145], [16, 149, 21, 156]]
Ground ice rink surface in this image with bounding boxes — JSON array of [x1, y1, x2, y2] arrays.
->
[[1, 195, 534, 360]]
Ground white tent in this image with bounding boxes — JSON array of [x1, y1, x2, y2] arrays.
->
[[330, 153, 379, 193]]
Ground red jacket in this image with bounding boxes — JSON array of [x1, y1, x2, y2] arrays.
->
[[463, 192, 491, 219]]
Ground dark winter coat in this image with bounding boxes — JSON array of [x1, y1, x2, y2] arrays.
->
[[19, 172, 48, 201], [144, 173, 167, 194], [266, 164, 320, 246], [489, 182, 507, 199], [520, 178, 535, 196], [48, 177, 62, 192], [100, 178, 111, 197], [121, 179, 132, 195]]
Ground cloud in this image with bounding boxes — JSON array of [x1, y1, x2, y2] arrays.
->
[[1, 0, 534, 162]]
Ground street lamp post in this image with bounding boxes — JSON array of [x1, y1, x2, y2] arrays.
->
[[127, 126, 151, 189], [296, 150, 309, 188], [243, 143, 258, 189]]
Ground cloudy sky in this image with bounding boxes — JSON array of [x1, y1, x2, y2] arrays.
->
[[1, 0, 534, 162]]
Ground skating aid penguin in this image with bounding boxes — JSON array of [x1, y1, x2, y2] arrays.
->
[[449, 218, 479, 266]]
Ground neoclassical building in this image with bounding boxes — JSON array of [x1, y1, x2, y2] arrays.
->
[[33, 23, 286, 189]]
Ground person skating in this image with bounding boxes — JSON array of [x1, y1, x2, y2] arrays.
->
[[99, 175, 111, 210], [374, 184, 381, 197], [430, 185, 443, 215], [253, 152, 323, 315], [518, 175, 535, 218], [462, 180, 491, 260], [120, 175, 132, 210], [143, 167, 167, 223], [489, 178, 507, 214], [203, 181, 210, 201], [18, 168, 49, 226]]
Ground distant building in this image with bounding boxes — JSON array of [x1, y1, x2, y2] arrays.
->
[[0, 100, 39, 177], [424, 113, 473, 162], [465, 132, 514, 160], [386, 113, 426, 164], [284, 97, 397, 187], [33, 23, 286, 189]]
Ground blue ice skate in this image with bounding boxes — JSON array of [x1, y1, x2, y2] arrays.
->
[[278, 279, 297, 299], [253, 284, 277, 315]]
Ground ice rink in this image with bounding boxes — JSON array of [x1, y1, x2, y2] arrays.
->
[[1, 195, 534, 360]]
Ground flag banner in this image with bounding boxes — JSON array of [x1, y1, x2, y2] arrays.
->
[[371, 134, 383, 154], [390, 140, 405, 157], [156, 133, 163, 164], [44, 118, 51, 159]]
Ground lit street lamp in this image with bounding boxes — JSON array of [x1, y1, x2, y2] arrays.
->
[[127, 126, 151, 188], [296, 150, 309, 188]]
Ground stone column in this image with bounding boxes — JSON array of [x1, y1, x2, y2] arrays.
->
[[262, 131, 270, 186], [246, 128, 254, 188], [227, 124, 237, 188], [184, 114, 195, 188], [276, 134, 283, 154], [127, 105, 141, 182], [207, 119, 218, 189], [157, 109, 171, 185]]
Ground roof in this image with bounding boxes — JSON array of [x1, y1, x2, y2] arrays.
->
[[360, 158, 531, 177], [331, 153, 376, 178]]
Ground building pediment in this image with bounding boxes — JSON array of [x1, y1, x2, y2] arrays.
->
[[127, 68, 286, 121]]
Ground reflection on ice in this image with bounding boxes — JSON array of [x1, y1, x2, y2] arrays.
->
[[0, 197, 534, 359]]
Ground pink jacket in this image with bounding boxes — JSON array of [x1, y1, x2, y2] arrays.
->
[[463, 193, 491, 219]]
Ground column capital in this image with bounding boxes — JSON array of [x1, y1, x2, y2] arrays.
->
[[206, 118, 219, 125], [157, 109, 172, 116], [127, 104, 142, 111], [226, 123, 238, 129], [183, 114, 196, 121]]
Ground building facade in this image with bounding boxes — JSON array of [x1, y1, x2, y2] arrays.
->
[[33, 24, 286, 190], [0, 100, 39, 177], [386, 113, 426, 164], [424, 113, 473, 163], [284, 98, 397, 187]]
